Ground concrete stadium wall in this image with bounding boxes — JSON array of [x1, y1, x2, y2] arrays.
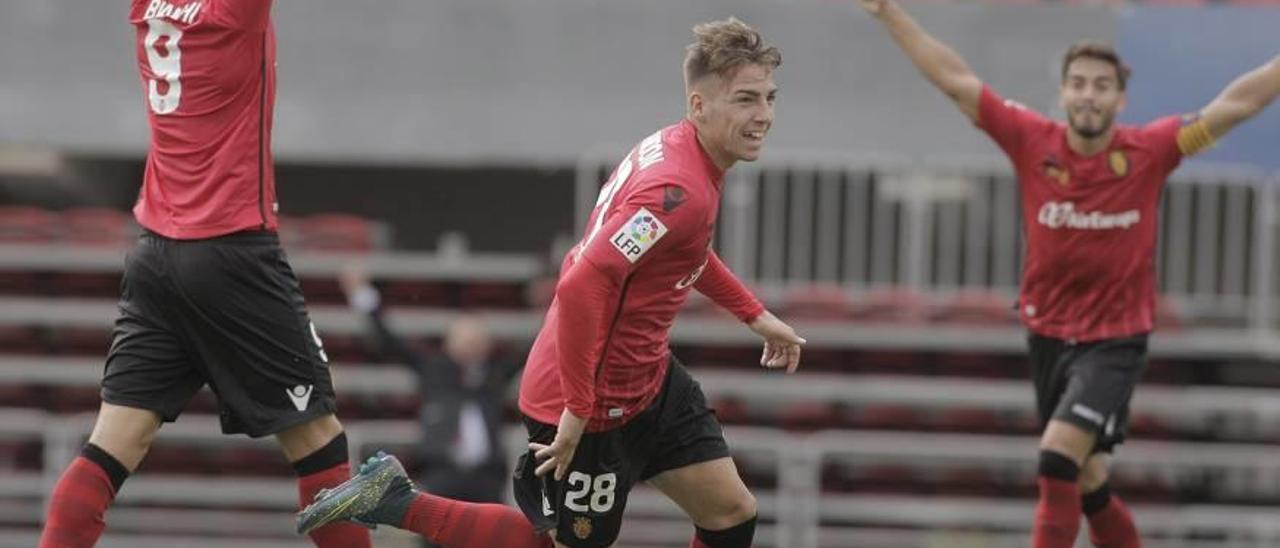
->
[[2, 1, 1115, 166]]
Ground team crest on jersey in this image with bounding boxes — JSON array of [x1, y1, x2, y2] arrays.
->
[[1108, 151, 1129, 177], [573, 517, 593, 540], [610, 207, 668, 263], [1041, 155, 1070, 187]]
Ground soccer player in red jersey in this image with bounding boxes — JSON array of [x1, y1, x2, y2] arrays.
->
[[38, 2, 371, 547], [860, 0, 1280, 546], [297, 17, 804, 548]]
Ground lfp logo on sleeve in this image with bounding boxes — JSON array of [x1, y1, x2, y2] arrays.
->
[[610, 208, 668, 263]]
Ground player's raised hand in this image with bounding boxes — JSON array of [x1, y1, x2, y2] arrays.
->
[[748, 311, 806, 374], [530, 408, 588, 481], [859, 0, 890, 17]]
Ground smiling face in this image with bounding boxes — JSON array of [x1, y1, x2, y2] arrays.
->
[[1060, 58, 1126, 140], [690, 63, 777, 169], [682, 17, 781, 171], [1058, 42, 1130, 141]]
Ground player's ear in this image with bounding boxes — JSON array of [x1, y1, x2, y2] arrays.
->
[[688, 91, 705, 123]]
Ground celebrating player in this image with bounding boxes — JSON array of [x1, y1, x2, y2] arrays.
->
[[38, 2, 371, 547], [859, 0, 1280, 546], [297, 16, 804, 548]]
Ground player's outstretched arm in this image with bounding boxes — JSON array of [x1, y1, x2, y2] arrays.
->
[[860, 0, 983, 122], [1198, 55, 1280, 142]]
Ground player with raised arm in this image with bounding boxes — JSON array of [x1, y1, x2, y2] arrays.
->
[[38, 2, 371, 546], [859, 1, 1280, 546], [297, 17, 803, 548]]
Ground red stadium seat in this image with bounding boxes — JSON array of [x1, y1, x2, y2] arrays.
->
[[50, 327, 113, 356], [460, 282, 527, 309], [838, 464, 923, 495], [932, 407, 1004, 434], [381, 280, 449, 307], [0, 326, 48, 355], [849, 288, 927, 324], [850, 404, 923, 431], [779, 284, 852, 321], [46, 272, 121, 298], [937, 467, 1002, 497], [777, 402, 843, 431], [1127, 412, 1177, 439], [929, 291, 1016, 326], [60, 207, 135, 247], [297, 213, 382, 252], [0, 206, 58, 243]]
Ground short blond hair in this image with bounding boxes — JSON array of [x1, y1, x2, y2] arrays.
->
[[684, 17, 781, 90]]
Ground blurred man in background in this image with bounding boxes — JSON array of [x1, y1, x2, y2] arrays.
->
[[860, 0, 1280, 546], [340, 268, 522, 548], [298, 16, 805, 548], [39, 2, 372, 547]]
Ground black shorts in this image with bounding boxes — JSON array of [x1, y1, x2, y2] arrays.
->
[[1028, 333, 1148, 453], [512, 357, 730, 548], [100, 230, 337, 438]]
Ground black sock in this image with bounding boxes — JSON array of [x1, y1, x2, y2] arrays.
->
[[1038, 450, 1080, 482], [291, 432, 349, 477], [695, 514, 757, 548], [82, 443, 130, 493], [1082, 482, 1113, 516]]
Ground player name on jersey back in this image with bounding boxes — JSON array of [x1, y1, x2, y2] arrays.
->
[[143, 0, 203, 24]]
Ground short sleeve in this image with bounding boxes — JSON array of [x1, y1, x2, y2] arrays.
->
[[577, 183, 702, 280], [208, 0, 272, 30], [1140, 115, 1188, 174], [976, 85, 1050, 158]]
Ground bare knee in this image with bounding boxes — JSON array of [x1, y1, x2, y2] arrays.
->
[[702, 491, 757, 531], [1078, 454, 1110, 493], [87, 403, 162, 471], [1039, 420, 1095, 466], [276, 414, 345, 463]]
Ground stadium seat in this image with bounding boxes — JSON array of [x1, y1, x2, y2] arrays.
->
[[0, 326, 48, 355], [459, 281, 527, 309], [381, 280, 450, 307], [0, 270, 45, 297], [779, 284, 852, 321], [849, 404, 923, 431], [937, 467, 1004, 497], [928, 291, 1016, 326], [298, 277, 346, 306], [47, 272, 121, 298], [50, 327, 113, 356], [777, 402, 844, 431], [60, 207, 135, 247], [932, 408, 1005, 434], [0, 206, 58, 243], [296, 213, 383, 252], [848, 288, 927, 324]]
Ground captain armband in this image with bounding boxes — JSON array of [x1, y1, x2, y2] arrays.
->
[[1175, 117, 1216, 157]]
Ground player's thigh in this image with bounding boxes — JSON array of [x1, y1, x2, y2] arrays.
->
[[1046, 336, 1146, 457], [99, 242, 205, 465], [647, 457, 756, 530], [87, 402, 164, 471], [275, 413, 344, 463], [168, 234, 338, 438], [1027, 333, 1071, 426]]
